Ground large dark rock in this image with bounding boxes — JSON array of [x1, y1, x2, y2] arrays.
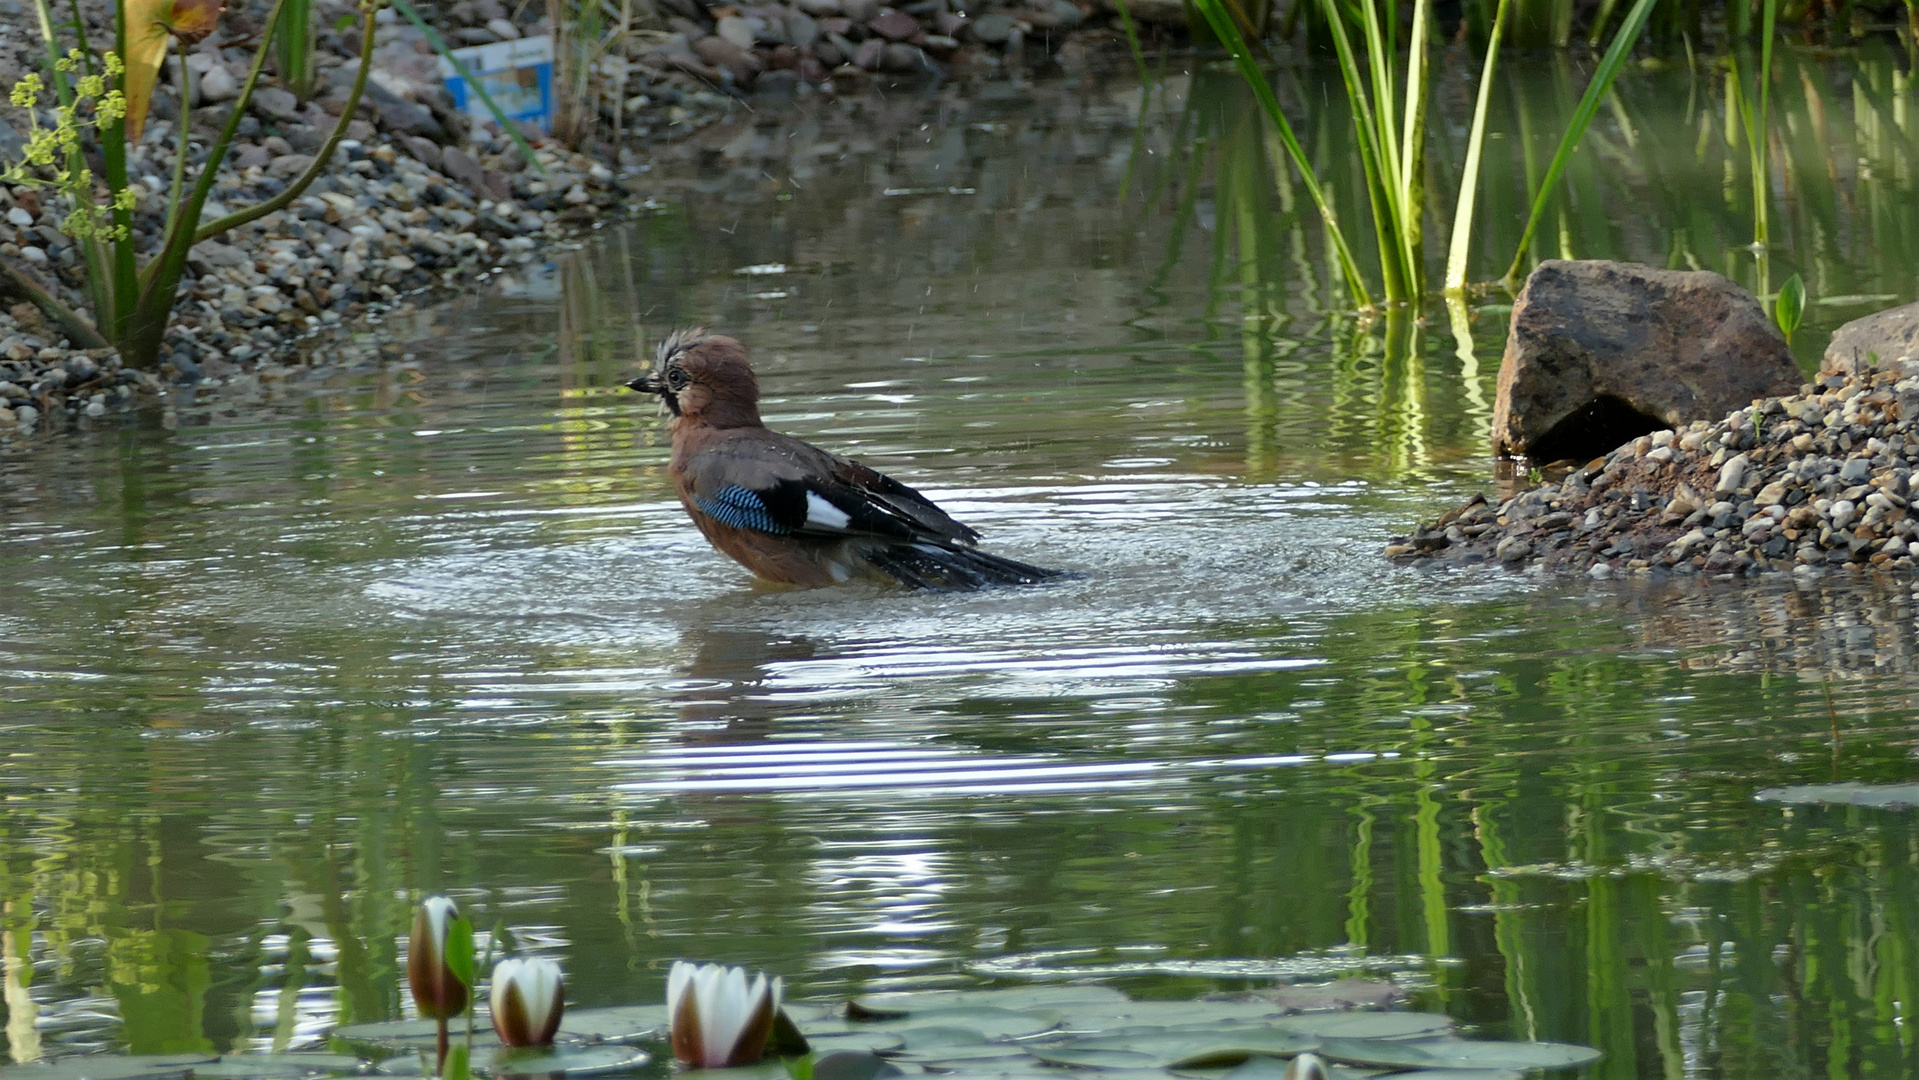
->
[[1491, 260, 1802, 462], [1822, 301, 1919, 378]]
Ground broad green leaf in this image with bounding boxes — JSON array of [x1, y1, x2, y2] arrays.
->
[[1318, 1037, 1601, 1071], [439, 1042, 468, 1080], [1775, 274, 1807, 345], [445, 917, 477, 987]]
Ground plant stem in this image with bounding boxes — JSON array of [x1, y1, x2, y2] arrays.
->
[[124, 0, 291, 367], [166, 49, 193, 237], [196, 0, 379, 241], [1502, 0, 1659, 286], [1446, 0, 1511, 294], [0, 260, 112, 349], [103, 0, 138, 338], [1191, 0, 1372, 309], [435, 1017, 449, 1073]]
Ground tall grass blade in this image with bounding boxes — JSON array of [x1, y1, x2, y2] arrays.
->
[[1446, 0, 1512, 293], [389, 0, 545, 173], [1110, 0, 1151, 87], [1315, 0, 1404, 299], [274, 0, 316, 99], [1501, 0, 1659, 285], [1191, 0, 1373, 308]]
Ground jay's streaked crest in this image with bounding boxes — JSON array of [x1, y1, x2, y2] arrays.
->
[[627, 328, 1067, 589]]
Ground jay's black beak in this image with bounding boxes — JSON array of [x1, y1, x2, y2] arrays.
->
[[626, 373, 663, 394]]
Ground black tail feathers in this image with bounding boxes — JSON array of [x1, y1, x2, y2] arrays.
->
[[866, 542, 1072, 591]]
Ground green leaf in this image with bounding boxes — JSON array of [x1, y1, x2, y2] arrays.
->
[[1503, 0, 1660, 284], [439, 1042, 469, 1080], [445, 917, 477, 987], [781, 1058, 813, 1080], [1776, 273, 1807, 345]]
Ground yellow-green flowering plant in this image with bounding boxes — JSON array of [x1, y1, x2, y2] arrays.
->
[[0, 0, 378, 369]]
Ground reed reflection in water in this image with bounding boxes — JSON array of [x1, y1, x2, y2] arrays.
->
[[6, 46, 1919, 1080]]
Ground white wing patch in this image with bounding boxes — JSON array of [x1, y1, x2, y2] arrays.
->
[[804, 491, 852, 531]]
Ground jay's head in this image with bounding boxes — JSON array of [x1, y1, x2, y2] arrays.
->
[[627, 328, 761, 426]]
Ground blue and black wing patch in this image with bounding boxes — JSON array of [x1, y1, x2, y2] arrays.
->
[[696, 485, 793, 535]]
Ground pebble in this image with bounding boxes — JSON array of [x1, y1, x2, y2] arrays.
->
[[1390, 368, 1919, 577]]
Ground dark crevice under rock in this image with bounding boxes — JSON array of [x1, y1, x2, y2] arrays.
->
[[1525, 394, 1670, 465]]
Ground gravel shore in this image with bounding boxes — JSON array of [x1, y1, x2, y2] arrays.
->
[[0, 0, 1144, 444], [1389, 367, 1919, 578]]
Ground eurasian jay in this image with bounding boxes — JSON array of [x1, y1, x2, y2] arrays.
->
[[627, 328, 1067, 589]]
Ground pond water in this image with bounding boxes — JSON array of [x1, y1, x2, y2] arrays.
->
[[7, 43, 1919, 1080]]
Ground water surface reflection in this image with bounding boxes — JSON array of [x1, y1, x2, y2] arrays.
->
[[5, 51, 1919, 1080]]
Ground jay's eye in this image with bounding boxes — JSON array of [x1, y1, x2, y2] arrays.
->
[[666, 367, 690, 391]]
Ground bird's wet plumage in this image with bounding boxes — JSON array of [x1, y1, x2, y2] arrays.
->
[[627, 328, 1067, 589]]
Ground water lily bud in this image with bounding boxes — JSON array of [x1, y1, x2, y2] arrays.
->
[[1285, 1052, 1329, 1080], [666, 961, 782, 1068], [490, 957, 565, 1047], [408, 896, 469, 1020]]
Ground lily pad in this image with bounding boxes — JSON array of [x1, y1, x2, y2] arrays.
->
[[1061, 1028, 1321, 1069], [334, 1018, 500, 1052], [891, 1025, 987, 1050], [554, 1006, 665, 1043], [1048, 1000, 1297, 1031], [1024, 1046, 1164, 1070], [807, 1052, 904, 1080], [849, 985, 1127, 1017], [801, 1031, 905, 1056], [811, 1005, 1058, 1042], [375, 1045, 648, 1078], [1274, 1012, 1452, 1040], [487, 1047, 650, 1079], [1318, 1037, 1601, 1071], [0, 1055, 220, 1080], [895, 1043, 1031, 1063], [188, 1056, 368, 1079]]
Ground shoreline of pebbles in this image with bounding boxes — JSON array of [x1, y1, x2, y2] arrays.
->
[[1387, 367, 1919, 578], [0, 0, 1150, 446]]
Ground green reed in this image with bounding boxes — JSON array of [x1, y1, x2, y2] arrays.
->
[[1195, 0, 1658, 307], [274, 0, 317, 99]]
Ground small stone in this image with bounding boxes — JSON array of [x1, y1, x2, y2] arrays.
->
[[716, 15, 757, 49], [6, 207, 31, 227], [869, 9, 920, 40], [1840, 456, 1873, 483], [251, 86, 300, 121], [267, 153, 315, 179], [486, 16, 521, 39], [1716, 452, 1749, 493], [14, 404, 37, 425], [199, 64, 238, 103], [969, 11, 1018, 43], [880, 42, 928, 71], [1494, 535, 1532, 563], [84, 399, 105, 418]]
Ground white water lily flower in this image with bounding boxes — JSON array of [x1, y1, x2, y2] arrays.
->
[[408, 896, 468, 1020], [1285, 1052, 1329, 1080], [666, 961, 782, 1068], [490, 957, 565, 1047]]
